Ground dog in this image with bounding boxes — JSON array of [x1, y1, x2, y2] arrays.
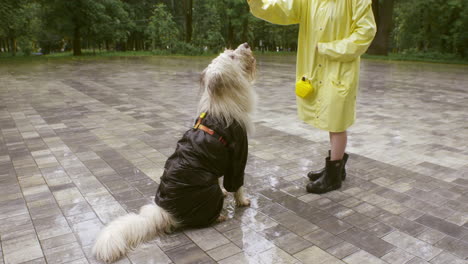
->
[[93, 43, 257, 263]]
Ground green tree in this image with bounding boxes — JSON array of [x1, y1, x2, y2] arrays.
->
[[193, 0, 225, 51], [0, 0, 27, 55], [41, 0, 130, 56], [392, 0, 468, 57], [183, 0, 193, 43], [145, 3, 179, 50], [87, 0, 133, 53], [219, 0, 252, 48]]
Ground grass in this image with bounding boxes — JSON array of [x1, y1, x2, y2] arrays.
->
[[362, 52, 468, 65], [1, 50, 467, 65], [0, 50, 216, 63]]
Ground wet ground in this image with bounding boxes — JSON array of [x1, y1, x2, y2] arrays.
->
[[0, 55, 467, 264]]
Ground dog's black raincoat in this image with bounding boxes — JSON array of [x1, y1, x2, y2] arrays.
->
[[155, 114, 247, 227]]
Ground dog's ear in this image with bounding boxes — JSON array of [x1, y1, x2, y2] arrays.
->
[[206, 72, 226, 97], [200, 68, 226, 96]]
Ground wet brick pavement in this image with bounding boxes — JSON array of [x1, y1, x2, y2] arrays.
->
[[0, 56, 467, 264]]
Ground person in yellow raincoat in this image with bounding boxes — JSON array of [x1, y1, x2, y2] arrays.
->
[[247, 0, 376, 193]]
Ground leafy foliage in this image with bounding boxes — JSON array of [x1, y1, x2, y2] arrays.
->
[[145, 3, 179, 49], [392, 0, 468, 57], [193, 0, 225, 51], [0, 0, 466, 59]]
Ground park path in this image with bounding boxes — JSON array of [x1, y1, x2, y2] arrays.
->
[[0, 56, 467, 264]]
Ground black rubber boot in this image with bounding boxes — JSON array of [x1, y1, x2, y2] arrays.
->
[[306, 157, 344, 194], [307, 151, 348, 181]]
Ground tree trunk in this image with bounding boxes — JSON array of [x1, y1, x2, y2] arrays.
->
[[227, 21, 234, 48], [0, 38, 5, 52], [241, 5, 250, 44], [73, 26, 82, 56], [368, 0, 394, 55], [184, 0, 192, 42], [11, 38, 16, 56], [6, 38, 11, 52]]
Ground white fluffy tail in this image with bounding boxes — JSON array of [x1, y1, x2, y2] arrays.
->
[[93, 204, 177, 263]]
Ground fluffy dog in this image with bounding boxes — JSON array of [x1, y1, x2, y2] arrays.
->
[[93, 43, 257, 263]]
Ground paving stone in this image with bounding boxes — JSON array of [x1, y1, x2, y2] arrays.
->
[[428, 251, 468, 264], [164, 243, 215, 264], [272, 232, 313, 255], [155, 233, 192, 252], [415, 214, 468, 239], [400, 209, 425, 221], [184, 227, 230, 251], [342, 250, 387, 264], [43, 242, 86, 264], [223, 225, 274, 252], [1, 55, 467, 264], [338, 228, 395, 257], [303, 229, 344, 250], [126, 241, 171, 264], [405, 257, 430, 264], [343, 213, 379, 230], [416, 229, 446, 245], [3, 242, 43, 264], [376, 213, 427, 236], [352, 203, 386, 218], [271, 211, 319, 236], [382, 231, 443, 260], [325, 241, 360, 259], [213, 218, 242, 232], [206, 243, 242, 261], [40, 233, 77, 250], [217, 252, 260, 264], [17, 258, 48, 264], [294, 246, 342, 264], [256, 246, 301, 264], [316, 217, 353, 235], [381, 248, 415, 264], [70, 218, 103, 247], [235, 209, 278, 232], [433, 236, 468, 259], [64, 259, 89, 264], [445, 211, 468, 226]]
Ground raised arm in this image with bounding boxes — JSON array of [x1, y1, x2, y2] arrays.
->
[[247, 0, 302, 25], [317, 0, 377, 62]]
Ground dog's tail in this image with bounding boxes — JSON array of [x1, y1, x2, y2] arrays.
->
[[93, 204, 177, 263]]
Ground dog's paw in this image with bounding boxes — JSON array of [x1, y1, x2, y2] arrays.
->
[[236, 198, 251, 207], [216, 215, 227, 223]]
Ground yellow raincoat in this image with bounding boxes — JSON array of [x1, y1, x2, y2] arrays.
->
[[248, 0, 376, 132]]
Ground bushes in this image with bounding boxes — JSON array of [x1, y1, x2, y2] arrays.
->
[[150, 42, 206, 56], [392, 0, 468, 58], [169, 42, 204, 55], [17, 37, 32, 55]]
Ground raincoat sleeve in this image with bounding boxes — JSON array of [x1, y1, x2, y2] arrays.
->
[[247, 0, 302, 25], [317, 0, 376, 62], [223, 125, 248, 192]]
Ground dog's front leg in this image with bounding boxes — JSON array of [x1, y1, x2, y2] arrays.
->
[[234, 186, 250, 207], [219, 178, 228, 197]]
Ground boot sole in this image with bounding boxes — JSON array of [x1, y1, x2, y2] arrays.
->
[[307, 184, 342, 194], [308, 174, 346, 181]]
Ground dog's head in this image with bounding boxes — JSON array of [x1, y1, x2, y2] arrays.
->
[[198, 43, 257, 134], [200, 43, 256, 98]]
